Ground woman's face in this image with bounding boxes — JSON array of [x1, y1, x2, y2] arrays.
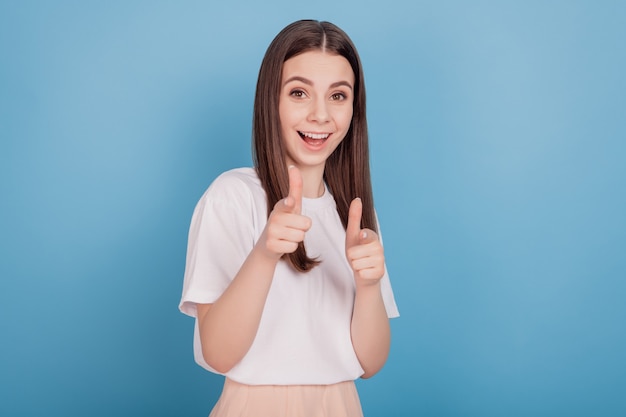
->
[[278, 50, 354, 173]]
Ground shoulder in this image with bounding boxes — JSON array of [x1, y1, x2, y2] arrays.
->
[[211, 167, 259, 187], [198, 167, 265, 208]]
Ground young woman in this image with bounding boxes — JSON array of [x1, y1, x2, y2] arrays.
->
[[180, 20, 399, 416]]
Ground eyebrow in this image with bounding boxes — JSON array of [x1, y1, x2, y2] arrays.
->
[[283, 76, 353, 90]]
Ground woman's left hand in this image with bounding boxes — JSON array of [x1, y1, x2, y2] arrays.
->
[[345, 198, 385, 285]]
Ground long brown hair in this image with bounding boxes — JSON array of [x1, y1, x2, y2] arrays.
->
[[253, 20, 377, 272]]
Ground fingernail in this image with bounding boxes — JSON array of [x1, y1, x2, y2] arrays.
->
[[361, 231, 367, 239], [288, 165, 295, 170]]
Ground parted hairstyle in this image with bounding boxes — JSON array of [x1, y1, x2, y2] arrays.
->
[[253, 19, 377, 272]]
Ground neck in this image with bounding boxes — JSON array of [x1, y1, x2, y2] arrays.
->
[[298, 165, 326, 198]]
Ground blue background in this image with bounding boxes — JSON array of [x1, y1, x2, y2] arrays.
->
[[1, 1, 625, 416]]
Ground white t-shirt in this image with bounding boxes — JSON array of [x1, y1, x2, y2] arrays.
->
[[179, 168, 399, 385]]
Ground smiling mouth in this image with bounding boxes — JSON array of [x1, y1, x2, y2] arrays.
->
[[298, 131, 330, 146]]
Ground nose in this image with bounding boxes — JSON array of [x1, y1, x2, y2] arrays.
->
[[307, 97, 330, 123]]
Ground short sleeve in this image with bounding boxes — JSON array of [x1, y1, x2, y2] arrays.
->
[[376, 214, 400, 318], [380, 270, 399, 318], [179, 174, 258, 318]]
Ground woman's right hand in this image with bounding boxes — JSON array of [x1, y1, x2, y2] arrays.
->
[[257, 166, 312, 260]]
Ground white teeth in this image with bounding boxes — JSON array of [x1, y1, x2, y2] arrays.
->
[[300, 132, 329, 140]]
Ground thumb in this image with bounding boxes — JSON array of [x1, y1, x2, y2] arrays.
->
[[358, 228, 378, 245], [346, 197, 362, 249]]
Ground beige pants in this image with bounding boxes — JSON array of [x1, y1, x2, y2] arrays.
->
[[209, 378, 364, 417]]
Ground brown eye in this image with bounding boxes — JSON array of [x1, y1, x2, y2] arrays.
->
[[331, 92, 347, 101], [290, 89, 306, 98]]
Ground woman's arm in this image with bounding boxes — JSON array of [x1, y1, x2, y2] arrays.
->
[[197, 167, 310, 373], [351, 281, 391, 378], [345, 198, 392, 378], [196, 245, 278, 373]]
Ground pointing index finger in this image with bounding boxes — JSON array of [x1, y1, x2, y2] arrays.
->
[[287, 165, 303, 214], [346, 197, 363, 249]]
